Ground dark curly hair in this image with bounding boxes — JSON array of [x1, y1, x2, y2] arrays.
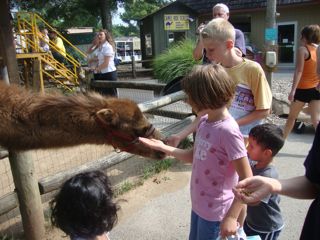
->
[[51, 171, 118, 239]]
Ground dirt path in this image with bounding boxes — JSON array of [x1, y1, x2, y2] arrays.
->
[[115, 161, 191, 224]]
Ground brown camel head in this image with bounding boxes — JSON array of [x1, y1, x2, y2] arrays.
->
[[0, 83, 166, 159], [94, 98, 165, 160]]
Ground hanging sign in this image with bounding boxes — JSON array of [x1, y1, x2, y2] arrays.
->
[[265, 28, 278, 41], [164, 14, 189, 31]]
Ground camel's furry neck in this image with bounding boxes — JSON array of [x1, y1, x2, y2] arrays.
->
[[0, 84, 119, 150]]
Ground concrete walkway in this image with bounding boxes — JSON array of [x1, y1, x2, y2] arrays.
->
[[110, 128, 315, 240]]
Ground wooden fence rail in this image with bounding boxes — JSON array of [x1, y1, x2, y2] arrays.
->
[[117, 57, 153, 79], [91, 80, 166, 96]]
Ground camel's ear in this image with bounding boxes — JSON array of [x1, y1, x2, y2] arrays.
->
[[96, 109, 119, 126]]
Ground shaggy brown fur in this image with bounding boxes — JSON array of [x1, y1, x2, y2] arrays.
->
[[0, 83, 165, 159]]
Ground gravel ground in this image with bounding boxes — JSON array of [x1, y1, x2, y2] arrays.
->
[[267, 69, 294, 126]]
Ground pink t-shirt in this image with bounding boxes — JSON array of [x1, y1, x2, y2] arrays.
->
[[191, 115, 247, 221]]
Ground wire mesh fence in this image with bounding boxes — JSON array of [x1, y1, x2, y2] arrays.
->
[[0, 80, 192, 238]]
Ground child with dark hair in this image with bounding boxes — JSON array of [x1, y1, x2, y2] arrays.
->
[[139, 64, 252, 239], [51, 170, 118, 240], [245, 123, 285, 240]]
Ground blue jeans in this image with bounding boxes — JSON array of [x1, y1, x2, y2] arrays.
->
[[244, 221, 281, 240], [189, 211, 220, 240]]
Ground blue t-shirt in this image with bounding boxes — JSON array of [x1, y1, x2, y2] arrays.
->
[[246, 165, 284, 232]]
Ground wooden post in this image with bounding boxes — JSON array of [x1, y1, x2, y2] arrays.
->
[[9, 152, 45, 240], [32, 58, 42, 92], [0, 0, 20, 84], [131, 55, 136, 79], [264, 0, 277, 87], [0, 1, 46, 239], [23, 60, 30, 88]]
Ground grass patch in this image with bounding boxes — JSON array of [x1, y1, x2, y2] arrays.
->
[[115, 181, 137, 196], [179, 137, 193, 149], [142, 158, 173, 180], [114, 158, 174, 197]]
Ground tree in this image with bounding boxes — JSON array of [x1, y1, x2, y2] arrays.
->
[[11, 0, 117, 31], [118, 0, 172, 35], [11, 0, 172, 36], [112, 24, 139, 37]]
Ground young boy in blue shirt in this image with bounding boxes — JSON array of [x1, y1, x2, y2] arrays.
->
[[245, 123, 284, 240]]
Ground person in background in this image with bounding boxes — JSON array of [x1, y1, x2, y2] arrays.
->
[[91, 29, 117, 96], [283, 24, 320, 139], [51, 170, 118, 240], [140, 64, 253, 240], [39, 27, 50, 53], [193, 3, 246, 64], [87, 33, 99, 69], [245, 124, 284, 240], [234, 123, 320, 240], [49, 29, 66, 64]]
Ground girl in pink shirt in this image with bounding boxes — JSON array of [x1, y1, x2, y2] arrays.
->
[[139, 64, 252, 239]]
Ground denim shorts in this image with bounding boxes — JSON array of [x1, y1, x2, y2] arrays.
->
[[189, 210, 220, 240]]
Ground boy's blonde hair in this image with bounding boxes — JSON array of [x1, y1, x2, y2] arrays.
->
[[182, 64, 236, 111], [201, 18, 235, 42]]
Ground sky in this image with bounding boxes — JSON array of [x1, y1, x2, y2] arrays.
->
[[113, 7, 126, 26]]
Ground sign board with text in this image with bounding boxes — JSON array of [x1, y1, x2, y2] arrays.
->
[[164, 14, 189, 31]]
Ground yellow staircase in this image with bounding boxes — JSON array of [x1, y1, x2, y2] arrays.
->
[[15, 12, 87, 92]]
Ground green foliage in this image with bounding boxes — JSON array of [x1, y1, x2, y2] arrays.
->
[[153, 39, 200, 83], [112, 24, 139, 37], [12, 0, 172, 37], [12, 0, 114, 29], [179, 137, 193, 149], [115, 181, 136, 196], [120, 0, 172, 22]]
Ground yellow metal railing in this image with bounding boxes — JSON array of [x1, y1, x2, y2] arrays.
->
[[15, 12, 87, 91]]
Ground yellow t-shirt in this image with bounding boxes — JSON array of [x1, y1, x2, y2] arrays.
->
[[54, 37, 66, 56], [224, 58, 272, 136]]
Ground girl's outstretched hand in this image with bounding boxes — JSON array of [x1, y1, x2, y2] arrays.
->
[[139, 137, 167, 152], [233, 176, 276, 205], [165, 134, 181, 147]]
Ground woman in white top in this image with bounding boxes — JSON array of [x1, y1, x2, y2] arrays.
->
[[89, 29, 117, 96]]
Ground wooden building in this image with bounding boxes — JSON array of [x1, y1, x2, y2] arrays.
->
[[139, 1, 197, 62]]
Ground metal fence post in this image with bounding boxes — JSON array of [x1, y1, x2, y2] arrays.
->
[[131, 55, 136, 78]]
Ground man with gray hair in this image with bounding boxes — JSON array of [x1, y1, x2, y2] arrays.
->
[[193, 3, 246, 63]]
